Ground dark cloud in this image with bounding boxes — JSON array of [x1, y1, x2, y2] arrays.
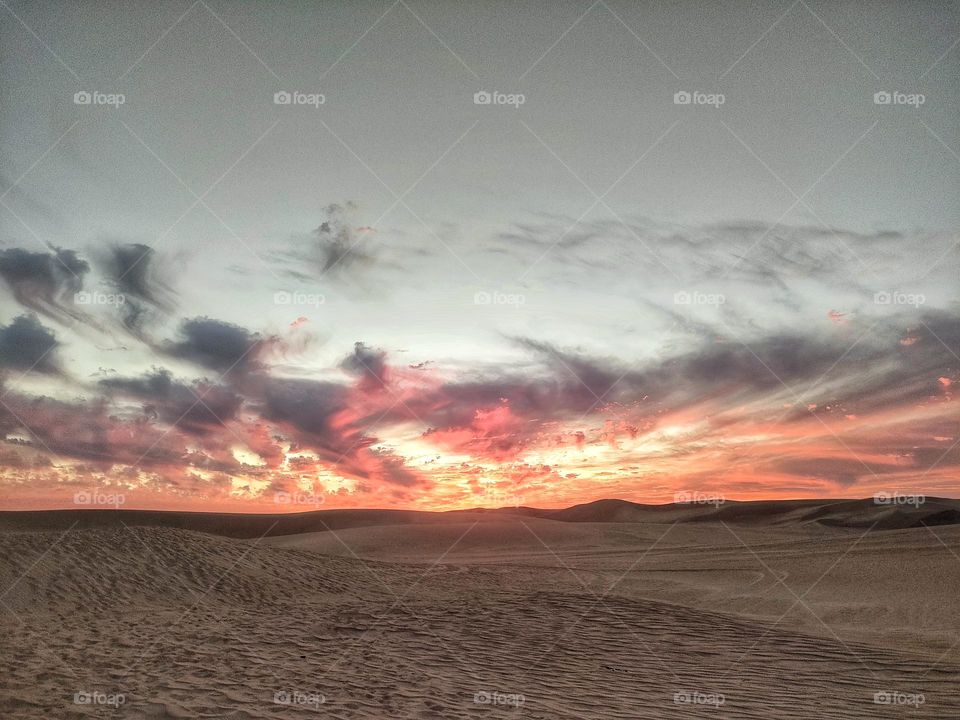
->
[[97, 243, 175, 333], [0, 392, 177, 467], [910, 444, 960, 471], [258, 376, 428, 487], [164, 317, 268, 375], [512, 337, 629, 402], [777, 311, 960, 419], [100, 368, 243, 435], [773, 457, 905, 487], [509, 311, 959, 425], [272, 203, 377, 282], [401, 332, 804, 439], [0, 386, 246, 480], [0, 246, 89, 322], [0, 314, 60, 374], [341, 341, 389, 392], [370, 449, 425, 487], [364, 307, 959, 465], [261, 377, 353, 455], [312, 203, 374, 276]]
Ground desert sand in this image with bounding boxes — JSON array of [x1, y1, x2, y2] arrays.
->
[[1, 498, 958, 718]]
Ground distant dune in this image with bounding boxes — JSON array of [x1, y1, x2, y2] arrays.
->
[[0, 507, 467, 538], [499, 496, 960, 530], [2, 496, 957, 538]]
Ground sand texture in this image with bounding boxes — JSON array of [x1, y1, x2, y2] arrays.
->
[[1, 499, 958, 718]]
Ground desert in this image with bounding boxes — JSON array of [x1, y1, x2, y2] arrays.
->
[[1, 498, 958, 718]]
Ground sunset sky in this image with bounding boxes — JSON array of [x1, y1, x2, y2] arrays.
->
[[0, 0, 958, 510]]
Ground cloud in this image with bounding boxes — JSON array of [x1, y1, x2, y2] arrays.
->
[[163, 317, 270, 375], [2, 309, 957, 507], [0, 314, 61, 374], [312, 203, 375, 276], [370, 305, 959, 474], [0, 246, 89, 322], [100, 368, 242, 435], [772, 457, 905, 487], [0, 391, 194, 468], [374, 452, 423, 486], [0, 214, 956, 510], [260, 377, 355, 457], [340, 341, 389, 392], [495, 219, 957, 329], [257, 375, 431, 488], [272, 203, 377, 282], [96, 242, 175, 333]]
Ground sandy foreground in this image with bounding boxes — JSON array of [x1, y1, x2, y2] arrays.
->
[[0, 499, 958, 718]]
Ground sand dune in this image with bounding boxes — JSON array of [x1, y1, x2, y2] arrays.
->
[[504, 496, 960, 530], [4, 496, 957, 537], [0, 507, 444, 538], [1, 500, 958, 718], [264, 513, 960, 660]]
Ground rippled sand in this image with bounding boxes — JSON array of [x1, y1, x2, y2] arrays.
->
[[1, 503, 958, 718]]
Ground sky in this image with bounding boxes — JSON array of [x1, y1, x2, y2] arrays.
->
[[0, 0, 958, 511]]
